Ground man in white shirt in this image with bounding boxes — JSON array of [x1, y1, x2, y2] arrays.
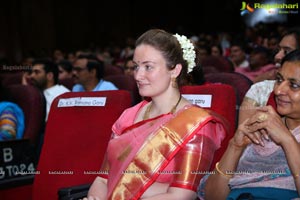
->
[[26, 58, 70, 121]]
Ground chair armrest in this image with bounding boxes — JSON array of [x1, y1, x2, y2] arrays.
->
[[58, 183, 91, 200]]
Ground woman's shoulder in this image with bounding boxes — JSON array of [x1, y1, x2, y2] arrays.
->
[[245, 80, 275, 106], [179, 103, 214, 119], [111, 100, 148, 135]]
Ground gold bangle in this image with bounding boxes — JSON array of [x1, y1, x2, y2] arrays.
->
[[215, 162, 233, 179], [293, 173, 300, 179]]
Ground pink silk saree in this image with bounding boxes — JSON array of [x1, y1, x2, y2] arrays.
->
[[99, 101, 227, 200]]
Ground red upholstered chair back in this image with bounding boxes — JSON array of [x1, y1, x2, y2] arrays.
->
[[0, 84, 46, 145], [58, 78, 75, 91], [0, 72, 23, 86], [201, 55, 233, 73], [266, 91, 276, 109], [32, 90, 132, 200], [180, 83, 237, 170], [205, 72, 253, 106], [104, 74, 142, 105], [104, 64, 124, 77]]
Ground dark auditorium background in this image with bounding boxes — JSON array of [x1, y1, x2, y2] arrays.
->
[[0, 0, 298, 65]]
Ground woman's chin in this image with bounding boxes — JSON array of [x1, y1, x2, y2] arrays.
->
[[276, 107, 290, 116]]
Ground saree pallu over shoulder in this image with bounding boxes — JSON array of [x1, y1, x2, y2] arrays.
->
[[108, 106, 219, 200]]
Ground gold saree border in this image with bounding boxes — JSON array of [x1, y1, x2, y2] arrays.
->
[[108, 106, 213, 200]]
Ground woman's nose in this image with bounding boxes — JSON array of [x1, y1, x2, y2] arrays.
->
[[134, 68, 145, 80], [274, 50, 285, 63], [274, 81, 288, 95]]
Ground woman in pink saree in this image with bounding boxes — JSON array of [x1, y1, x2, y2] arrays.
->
[[84, 29, 228, 200]]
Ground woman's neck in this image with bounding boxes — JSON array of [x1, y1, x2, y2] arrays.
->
[[285, 117, 300, 131], [144, 92, 182, 120]]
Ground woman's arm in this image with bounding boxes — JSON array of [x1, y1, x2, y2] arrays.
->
[[83, 176, 108, 200], [204, 119, 256, 200], [204, 139, 245, 200], [144, 120, 227, 200], [238, 97, 258, 125]]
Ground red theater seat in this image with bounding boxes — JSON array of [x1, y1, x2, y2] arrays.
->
[[104, 74, 141, 105], [0, 84, 46, 145], [32, 90, 132, 200], [180, 83, 237, 170], [0, 184, 33, 200], [104, 64, 124, 77], [0, 72, 23, 86], [58, 78, 75, 91], [205, 72, 253, 106], [0, 85, 45, 200], [266, 91, 276, 109]]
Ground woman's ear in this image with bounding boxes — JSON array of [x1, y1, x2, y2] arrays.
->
[[171, 64, 182, 78]]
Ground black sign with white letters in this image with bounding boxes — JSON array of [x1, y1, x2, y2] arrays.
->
[[0, 139, 37, 188]]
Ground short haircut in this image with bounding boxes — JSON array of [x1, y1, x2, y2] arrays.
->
[[76, 54, 104, 80], [32, 58, 59, 84]]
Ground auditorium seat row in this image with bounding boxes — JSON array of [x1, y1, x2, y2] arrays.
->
[[1, 83, 240, 200]]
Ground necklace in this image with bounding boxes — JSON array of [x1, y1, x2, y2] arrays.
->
[[143, 95, 182, 120], [285, 117, 292, 131]]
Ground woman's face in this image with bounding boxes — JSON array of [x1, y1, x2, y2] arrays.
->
[[274, 35, 298, 65], [274, 61, 300, 118], [124, 60, 135, 76], [58, 66, 72, 80], [133, 44, 174, 98], [211, 46, 221, 57]]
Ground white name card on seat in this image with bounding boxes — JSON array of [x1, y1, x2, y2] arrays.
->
[[58, 97, 107, 107], [182, 94, 212, 108]]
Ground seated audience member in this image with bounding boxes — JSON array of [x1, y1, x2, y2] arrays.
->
[[58, 59, 73, 81], [238, 27, 300, 125], [0, 101, 25, 140], [211, 44, 223, 57], [72, 54, 118, 92], [198, 49, 300, 199], [53, 49, 65, 63], [198, 44, 211, 64], [83, 29, 227, 200], [235, 46, 276, 83], [123, 56, 135, 77], [229, 41, 250, 69], [23, 58, 70, 121]]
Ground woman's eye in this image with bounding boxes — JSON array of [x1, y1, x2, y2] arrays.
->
[[290, 82, 300, 89], [275, 77, 283, 84], [145, 65, 153, 71], [284, 50, 289, 55]]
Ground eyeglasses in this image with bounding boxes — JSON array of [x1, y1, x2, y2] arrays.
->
[[275, 47, 294, 56], [73, 66, 88, 72]]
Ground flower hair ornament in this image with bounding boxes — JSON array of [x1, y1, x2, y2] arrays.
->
[[173, 33, 196, 73]]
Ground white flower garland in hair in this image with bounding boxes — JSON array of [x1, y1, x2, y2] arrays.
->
[[173, 33, 196, 73]]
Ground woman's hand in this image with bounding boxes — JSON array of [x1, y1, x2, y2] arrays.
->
[[245, 105, 291, 146], [232, 118, 254, 149], [82, 176, 107, 200]]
